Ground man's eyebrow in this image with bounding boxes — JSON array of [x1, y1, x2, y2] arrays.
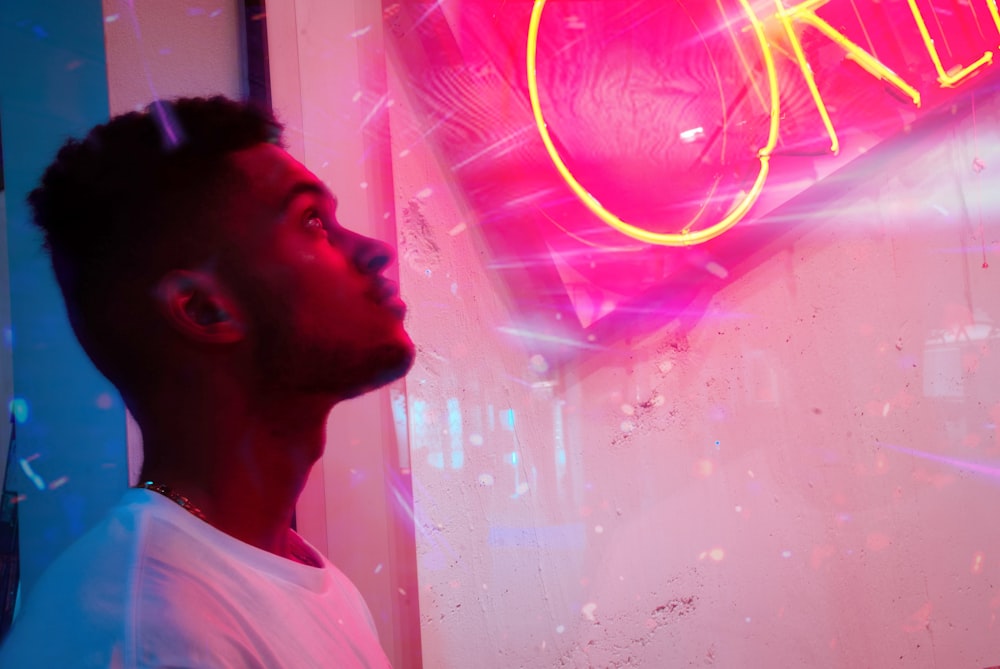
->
[[279, 181, 337, 213]]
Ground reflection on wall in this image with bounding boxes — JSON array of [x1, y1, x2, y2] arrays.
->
[[379, 1, 1000, 666]]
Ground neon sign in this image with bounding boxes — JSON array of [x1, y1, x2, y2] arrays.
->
[[527, 0, 1000, 247]]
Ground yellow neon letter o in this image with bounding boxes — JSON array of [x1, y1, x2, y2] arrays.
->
[[526, 0, 781, 246]]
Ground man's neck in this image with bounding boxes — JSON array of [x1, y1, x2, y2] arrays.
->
[[135, 392, 333, 561]]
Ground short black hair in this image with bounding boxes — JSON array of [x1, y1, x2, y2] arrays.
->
[[27, 96, 284, 393]]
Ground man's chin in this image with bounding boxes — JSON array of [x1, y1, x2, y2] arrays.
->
[[375, 338, 416, 384], [341, 339, 416, 399]]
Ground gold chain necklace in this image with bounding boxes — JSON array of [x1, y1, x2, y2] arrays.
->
[[136, 481, 208, 522], [135, 481, 319, 567]]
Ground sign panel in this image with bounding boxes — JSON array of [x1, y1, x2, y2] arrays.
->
[[387, 0, 999, 341]]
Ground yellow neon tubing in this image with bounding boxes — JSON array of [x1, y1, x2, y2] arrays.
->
[[526, 0, 780, 247], [776, 0, 840, 154], [989, 0, 1000, 49], [907, 0, 993, 87], [784, 4, 922, 106]]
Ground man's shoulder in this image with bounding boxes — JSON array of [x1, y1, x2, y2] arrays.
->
[[2, 491, 392, 668], [0, 489, 263, 666], [0, 492, 155, 666], [29, 491, 152, 602]]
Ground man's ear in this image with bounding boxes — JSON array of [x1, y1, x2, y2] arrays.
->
[[156, 270, 246, 344]]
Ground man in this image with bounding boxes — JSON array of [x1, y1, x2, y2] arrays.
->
[[0, 96, 414, 667]]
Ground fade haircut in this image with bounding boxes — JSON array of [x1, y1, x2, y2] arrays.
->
[[27, 96, 284, 394]]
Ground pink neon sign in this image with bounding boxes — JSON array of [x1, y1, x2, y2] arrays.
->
[[388, 1, 997, 337]]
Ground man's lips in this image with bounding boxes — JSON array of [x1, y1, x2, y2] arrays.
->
[[371, 278, 407, 317]]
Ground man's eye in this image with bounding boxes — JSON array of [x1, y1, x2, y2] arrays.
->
[[304, 215, 325, 232]]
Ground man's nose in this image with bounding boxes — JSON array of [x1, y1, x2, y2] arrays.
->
[[351, 233, 394, 274]]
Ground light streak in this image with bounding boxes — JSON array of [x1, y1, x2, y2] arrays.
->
[[451, 125, 535, 170], [534, 206, 646, 251], [680, 127, 705, 143], [400, 111, 456, 155], [880, 441, 1000, 479], [497, 326, 605, 349], [359, 93, 389, 129], [18, 459, 45, 491], [406, 0, 446, 35]]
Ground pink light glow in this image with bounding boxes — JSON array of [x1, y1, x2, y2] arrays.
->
[[391, 0, 1000, 346]]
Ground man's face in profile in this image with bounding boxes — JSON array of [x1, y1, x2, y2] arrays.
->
[[216, 143, 414, 399]]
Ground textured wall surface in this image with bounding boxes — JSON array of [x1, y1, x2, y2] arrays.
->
[[387, 48, 1000, 669], [103, 0, 242, 116]]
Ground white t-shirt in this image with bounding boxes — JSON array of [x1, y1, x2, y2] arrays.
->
[[0, 488, 392, 668]]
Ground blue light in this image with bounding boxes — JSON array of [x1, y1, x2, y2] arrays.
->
[[447, 398, 464, 469], [502, 408, 515, 430], [9, 398, 29, 424]]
